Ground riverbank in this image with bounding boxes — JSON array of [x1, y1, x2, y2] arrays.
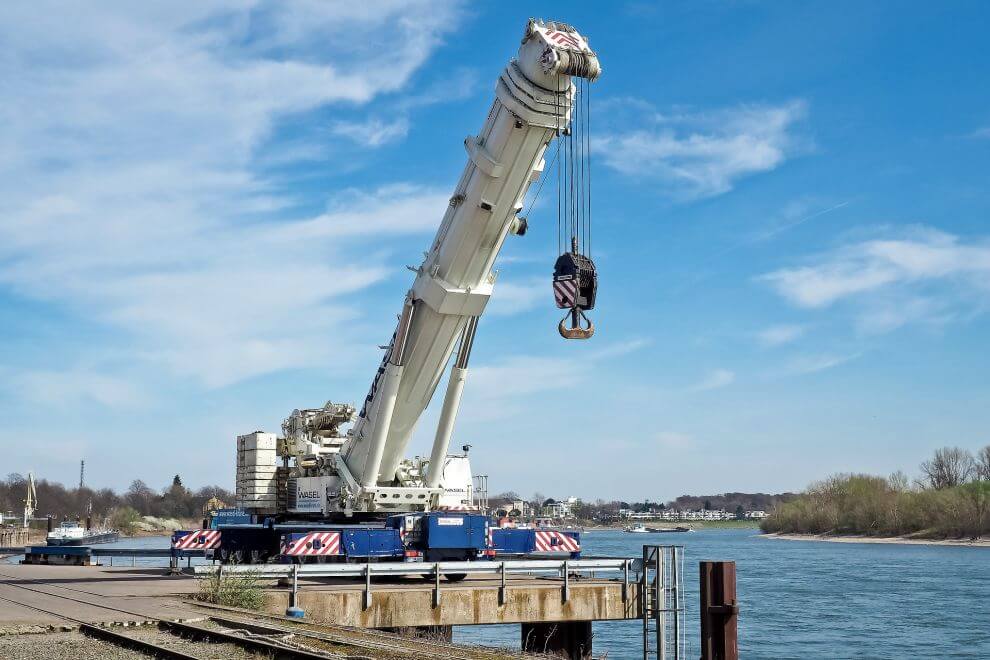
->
[[762, 532, 990, 548]]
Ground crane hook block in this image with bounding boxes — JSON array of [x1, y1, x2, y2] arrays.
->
[[552, 250, 597, 340], [559, 308, 595, 339]]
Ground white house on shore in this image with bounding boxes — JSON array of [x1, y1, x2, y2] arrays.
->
[[617, 508, 768, 521]]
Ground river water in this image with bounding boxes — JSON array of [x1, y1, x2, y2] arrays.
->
[[8, 529, 988, 657], [455, 528, 990, 659]]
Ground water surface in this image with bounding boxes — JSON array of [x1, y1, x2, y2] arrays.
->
[[455, 528, 990, 659]]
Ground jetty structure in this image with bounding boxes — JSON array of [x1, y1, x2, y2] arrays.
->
[[0, 545, 695, 659]]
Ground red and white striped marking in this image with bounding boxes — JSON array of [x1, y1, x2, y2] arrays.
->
[[173, 530, 221, 550], [534, 530, 580, 553], [282, 532, 341, 557], [553, 277, 578, 308], [548, 31, 581, 49]]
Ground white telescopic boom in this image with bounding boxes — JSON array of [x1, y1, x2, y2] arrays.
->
[[344, 19, 600, 489]]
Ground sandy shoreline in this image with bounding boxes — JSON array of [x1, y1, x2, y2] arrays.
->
[[762, 532, 990, 548]]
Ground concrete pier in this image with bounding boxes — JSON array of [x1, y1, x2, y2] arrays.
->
[[266, 573, 641, 628], [0, 563, 642, 657]]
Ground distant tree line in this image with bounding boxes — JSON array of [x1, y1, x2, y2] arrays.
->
[[0, 473, 233, 532], [762, 445, 990, 539], [487, 490, 797, 522]]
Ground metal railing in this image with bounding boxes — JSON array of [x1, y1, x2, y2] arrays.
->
[[197, 557, 642, 612]]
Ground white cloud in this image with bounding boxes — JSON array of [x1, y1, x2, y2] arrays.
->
[[688, 369, 735, 392], [969, 126, 990, 139], [0, 3, 464, 390], [16, 370, 147, 408], [463, 339, 649, 421], [331, 117, 411, 147], [760, 228, 990, 320], [655, 431, 694, 450], [594, 100, 808, 199], [398, 67, 480, 110], [589, 338, 652, 360], [486, 278, 546, 317], [785, 353, 859, 375], [1, 185, 449, 388], [757, 324, 806, 347]]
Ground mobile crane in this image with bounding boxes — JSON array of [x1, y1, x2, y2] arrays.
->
[[178, 18, 601, 565]]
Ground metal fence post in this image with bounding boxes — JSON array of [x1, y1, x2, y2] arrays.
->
[[623, 559, 629, 604], [291, 563, 299, 608], [499, 561, 507, 606], [363, 563, 372, 610], [432, 562, 441, 608], [562, 559, 570, 602]]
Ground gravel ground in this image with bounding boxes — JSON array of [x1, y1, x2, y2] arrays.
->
[[123, 624, 266, 659], [0, 631, 147, 659]]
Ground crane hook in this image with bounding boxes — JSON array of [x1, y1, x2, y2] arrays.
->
[[558, 307, 595, 340]]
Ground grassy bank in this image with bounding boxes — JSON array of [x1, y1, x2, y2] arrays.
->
[[761, 473, 990, 540]]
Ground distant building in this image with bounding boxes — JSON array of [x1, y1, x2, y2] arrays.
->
[[615, 507, 764, 522], [541, 496, 581, 519]]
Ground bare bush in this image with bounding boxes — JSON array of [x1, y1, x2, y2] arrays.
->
[[919, 447, 975, 490], [976, 445, 990, 482]]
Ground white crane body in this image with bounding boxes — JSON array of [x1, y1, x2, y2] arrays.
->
[[235, 19, 600, 519]]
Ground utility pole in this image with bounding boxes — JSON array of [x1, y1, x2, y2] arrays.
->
[[79, 459, 85, 490]]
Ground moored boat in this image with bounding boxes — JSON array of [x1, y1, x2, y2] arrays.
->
[[46, 521, 120, 546]]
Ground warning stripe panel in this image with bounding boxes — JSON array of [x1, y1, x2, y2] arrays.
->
[[534, 530, 580, 553], [282, 532, 341, 556], [553, 278, 578, 308], [172, 530, 221, 549]]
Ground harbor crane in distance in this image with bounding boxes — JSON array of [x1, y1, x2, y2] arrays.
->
[[210, 18, 601, 564]]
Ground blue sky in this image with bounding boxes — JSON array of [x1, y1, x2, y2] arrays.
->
[[2, 2, 989, 501]]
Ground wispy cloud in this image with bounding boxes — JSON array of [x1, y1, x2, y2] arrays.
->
[[594, 100, 809, 199], [464, 339, 650, 420], [486, 278, 546, 317], [757, 324, 806, 347], [785, 353, 859, 375], [655, 431, 695, 450], [0, 2, 464, 391], [397, 67, 480, 110], [759, 228, 990, 327], [331, 117, 410, 147], [589, 338, 652, 360], [688, 369, 736, 392], [968, 126, 990, 140], [14, 370, 147, 408]]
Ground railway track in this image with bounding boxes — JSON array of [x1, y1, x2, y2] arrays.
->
[[0, 572, 358, 658], [0, 570, 522, 659]]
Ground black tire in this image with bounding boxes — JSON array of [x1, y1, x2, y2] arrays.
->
[[444, 573, 467, 582]]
